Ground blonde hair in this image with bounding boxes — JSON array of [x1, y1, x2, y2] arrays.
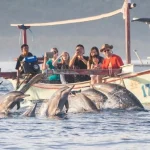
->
[[61, 52, 70, 65]]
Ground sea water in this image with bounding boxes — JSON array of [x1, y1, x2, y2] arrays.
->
[[0, 62, 150, 150]]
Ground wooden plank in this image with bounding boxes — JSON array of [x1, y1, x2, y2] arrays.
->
[[47, 69, 121, 76], [0, 72, 17, 79], [0, 69, 121, 79]]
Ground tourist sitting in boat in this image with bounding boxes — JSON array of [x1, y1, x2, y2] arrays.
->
[[87, 46, 104, 69], [100, 44, 124, 76], [53, 51, 74, 84], [42, 48, 61, 83], [15, 44, 33, 86], [69, 44, 90, 82], [90, 55, 102, 85]]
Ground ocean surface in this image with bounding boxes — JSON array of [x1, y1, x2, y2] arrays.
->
[[1, 0, 150, 149], [0, 63, 150, 149]]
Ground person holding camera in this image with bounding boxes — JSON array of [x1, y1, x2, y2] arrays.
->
[[69, 44, 90, 82], [15, 44, 33, 87], [42, 48, 61, 83], [53, 51, 73, 84]]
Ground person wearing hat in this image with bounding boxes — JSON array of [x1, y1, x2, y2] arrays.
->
[[100, 44, 124, 74]]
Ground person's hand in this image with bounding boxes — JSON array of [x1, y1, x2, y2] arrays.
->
[[78, 55, 84, 60], [74, 51, 79, 57], [60, 52, 65, 57], [94, 66, 99, 70], [94, 64, 101, 69], [44, 52, 47, 58]]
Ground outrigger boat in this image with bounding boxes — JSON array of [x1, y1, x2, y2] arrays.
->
[[1, 0, 150, 104]]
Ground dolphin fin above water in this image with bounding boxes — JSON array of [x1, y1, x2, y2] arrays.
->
[[68, 93, 98, 113], [16, 101, 20, 110], [21, 103, 37, 117], [39, 85, 74, 117]]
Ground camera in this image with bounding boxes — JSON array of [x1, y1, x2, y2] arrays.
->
[[46, 52, 54, 59]]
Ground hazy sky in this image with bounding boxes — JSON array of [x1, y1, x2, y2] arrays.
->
[[0, 0, 150, 62]]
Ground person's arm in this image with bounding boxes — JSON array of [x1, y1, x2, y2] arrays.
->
[[79, 56, 88, 65], [87, 61, 91, 69], [52, 54, 62, 67], [101, 59, 106, 69], [116, 56, 124, 67], [42, 53, 49, 70], [91, 64, 94, 69], [69, 53, 78, 68]]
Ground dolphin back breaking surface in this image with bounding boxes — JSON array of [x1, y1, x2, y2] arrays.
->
[[93, 83, 145, 110]]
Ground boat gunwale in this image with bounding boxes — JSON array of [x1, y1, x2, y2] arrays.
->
[[8, 69, 150, 89]]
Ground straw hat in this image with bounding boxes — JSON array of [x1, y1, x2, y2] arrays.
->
[[100, 44, 113, 52]]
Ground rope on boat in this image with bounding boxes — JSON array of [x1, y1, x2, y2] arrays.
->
[[28, 28, 34, 42], [11, 8, 123, 27]]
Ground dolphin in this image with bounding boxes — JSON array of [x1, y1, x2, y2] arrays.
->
[[0, 91, 30, 115], [93, 83, 145, 110], [21, 103, 37, 117], [81, 87, 108, 109], [39, 85, 74, 118], [68, 93, 98, 113], [19, 73, 44, 93]]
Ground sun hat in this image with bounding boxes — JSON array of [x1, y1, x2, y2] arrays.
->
[[100, 44, 113, 52]]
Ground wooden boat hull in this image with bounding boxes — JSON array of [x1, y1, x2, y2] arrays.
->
[[8, 69, 150, 104], [8, 79, 90, 101]]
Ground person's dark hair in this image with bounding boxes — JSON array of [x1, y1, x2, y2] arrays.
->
[[89, 46, 100, 65], [52, 47, 58, 53], [21, 44, 29, 50], [76, 44, 84, 49]]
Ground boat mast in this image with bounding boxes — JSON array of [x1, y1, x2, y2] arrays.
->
[[18, 25, 30, 44], [125, 0, 131, 64], [125, 0, 136, 64]]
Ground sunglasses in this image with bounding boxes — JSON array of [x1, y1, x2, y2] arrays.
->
[[103, 49, 110, 52]]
